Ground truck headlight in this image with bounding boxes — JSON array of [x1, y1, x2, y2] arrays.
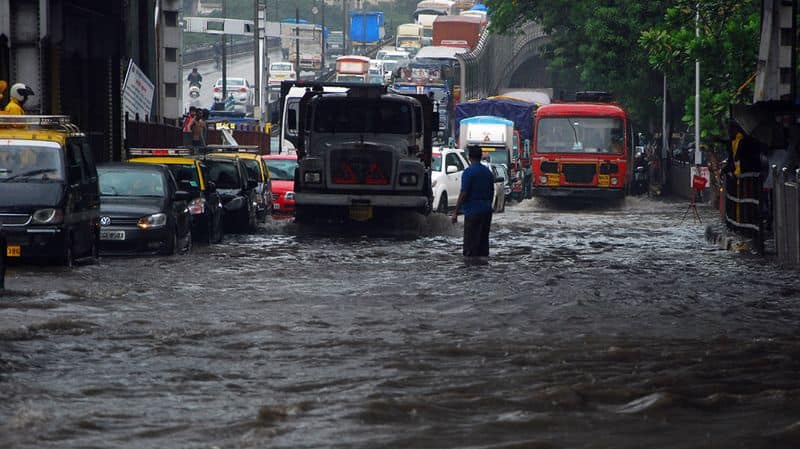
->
[[31, 208, 63, 224], [138, 213, 167, 229], [611, 177, 618, 185], [304, 172, 322, 184], [399, 173, 418, 185]]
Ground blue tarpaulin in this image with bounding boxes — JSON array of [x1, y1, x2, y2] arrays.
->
[[455, 97, 537, 141], [349, 11, 384, 43]]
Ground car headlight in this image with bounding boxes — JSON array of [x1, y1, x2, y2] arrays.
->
[[138, 213, 167, 229], [284, 191, 295, 200], [304, 171, 322, 183], [399, 173, 418, 185], [31, 208, 63, 224]]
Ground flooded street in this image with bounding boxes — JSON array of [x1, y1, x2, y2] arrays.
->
[[2, 198, 800, 449]]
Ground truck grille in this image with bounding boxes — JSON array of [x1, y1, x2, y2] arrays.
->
[[562, 164, 596, 184], [330, 149, 393, 186], [0, 213, 31, 226]]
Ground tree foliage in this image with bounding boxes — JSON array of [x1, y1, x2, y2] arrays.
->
[[484, 0, 760, 142]]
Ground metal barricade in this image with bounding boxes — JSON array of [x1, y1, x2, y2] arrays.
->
[[772, 166, 800, 267]]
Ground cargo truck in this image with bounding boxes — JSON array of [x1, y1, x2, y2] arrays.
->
[[284, 81, 438, 224], [349, 11, 385, 53], [396, 23, 424, 56], [280, 20, 324, 71], [432, 15, 482, 50]]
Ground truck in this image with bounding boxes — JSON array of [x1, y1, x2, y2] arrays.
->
[[396, 23, 424, 56], [391, 60, 451, 143], [283, 81, 438, 224], [414, 0, 455, 45], [280, 20, 324, 71], [459, 116, 515, 171], [432, 15, 482, 50], [327, 30, 345, 59], [455, 96, 543, 198], [349, 11, 385, 53]]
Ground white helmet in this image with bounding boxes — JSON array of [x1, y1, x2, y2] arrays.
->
[[10, 83, 35, 104]]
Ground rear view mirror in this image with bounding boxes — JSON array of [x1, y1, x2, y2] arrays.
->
[[446, 165, 458, 174]]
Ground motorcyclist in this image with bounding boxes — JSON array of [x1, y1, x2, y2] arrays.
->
[[187, 68, 203, 88], [2, 83, 34, 115]]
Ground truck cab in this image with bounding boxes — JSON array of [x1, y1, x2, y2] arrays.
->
[[289, 82, 436, 223], [458, 116, 515, 169]]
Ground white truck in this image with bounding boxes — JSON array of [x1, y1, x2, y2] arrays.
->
[[396, 23, 424, 55], [458, 115, 515, 169], [280, 23, 324, 72]]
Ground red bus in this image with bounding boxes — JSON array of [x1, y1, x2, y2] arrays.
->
[[531, 96, 632, 200]]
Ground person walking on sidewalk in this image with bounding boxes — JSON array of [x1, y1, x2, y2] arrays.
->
[[452, 144, 495, 264]]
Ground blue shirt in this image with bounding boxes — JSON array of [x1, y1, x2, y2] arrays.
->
[[460, 162, 494, 216]]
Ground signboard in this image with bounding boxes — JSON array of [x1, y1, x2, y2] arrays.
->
[[690, 166, 710, 189], [122, 60, 154, 120]]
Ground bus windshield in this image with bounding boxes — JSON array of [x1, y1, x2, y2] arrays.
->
[[536, 117, 624, 154]]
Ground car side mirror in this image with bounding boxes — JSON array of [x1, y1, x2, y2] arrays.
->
[[206, 180, 217, 192], [247, 179, 258, 190], [174, 190, 192, 201], [446, 165, 458, 174]]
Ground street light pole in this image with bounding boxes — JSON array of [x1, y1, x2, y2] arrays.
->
[[254, 0, 260, 120], [694, 2, 702, 166], [222, 0, 227, 110]]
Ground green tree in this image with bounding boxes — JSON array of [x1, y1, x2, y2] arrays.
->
[[484, 0, 670, 132], [640, 0, 760, 144]]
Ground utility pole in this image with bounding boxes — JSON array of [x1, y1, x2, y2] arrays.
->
[[343, 0, 348, 55], [321, 1, 326, 67], [221, 0, 228, 110], [254, 0, 260, 120], [295, 7, 300, 76]]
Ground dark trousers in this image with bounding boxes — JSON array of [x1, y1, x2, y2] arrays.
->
[[463, 212, 492, 257]]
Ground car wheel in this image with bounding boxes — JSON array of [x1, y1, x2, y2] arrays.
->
[[62, 233, 74, 269], [215, 212, 224, 243], [163, 227, 177, 255], [184, 229, 192, 253], [437, 193, 448, 214]]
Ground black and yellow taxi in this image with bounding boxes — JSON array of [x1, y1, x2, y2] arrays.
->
[[128, 148, 224, 243], [0, 115, 99, 267], [207, 145, 273, 222]]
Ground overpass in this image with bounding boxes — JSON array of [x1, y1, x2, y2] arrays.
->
[[457, 22, 550, 102]]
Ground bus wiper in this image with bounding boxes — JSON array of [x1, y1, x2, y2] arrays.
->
[[567, 118, 580, 150], [0, 168, 55, 182]]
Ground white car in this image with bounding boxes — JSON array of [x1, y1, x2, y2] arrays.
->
[[268, 62, 296, 89], [431, 148, 468, 213], [487, 163, 506, 213], [212, 77, 253, 108]]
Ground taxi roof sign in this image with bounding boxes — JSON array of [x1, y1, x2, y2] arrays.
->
[[0, 115, 80, 132], [128, 148, 193, 157]]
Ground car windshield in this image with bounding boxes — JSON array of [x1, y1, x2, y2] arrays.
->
[[0, 145, 64, 182], [166, 164, 201, 190], [204, 159, 241, 189], [242, 159, 262, 182], [98, 169, 165, 197], [383, 61, 399, 72], [313, 98, 412, 134], [265, 159, 297, 181], [432, 154, 442, 171], [536, 117, 624, 154]]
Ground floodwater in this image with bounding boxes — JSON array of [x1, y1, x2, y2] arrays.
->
[[2, 197, 800, 449]]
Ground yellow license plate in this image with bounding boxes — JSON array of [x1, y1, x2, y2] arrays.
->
[[547, 173, 560, 186], [598, 174, 610, 187], [349, 205, 373, 222], [6, 245, 21, 257]]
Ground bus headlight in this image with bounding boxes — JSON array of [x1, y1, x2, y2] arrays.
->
[[539, 176, 548, 185], [611, 177, 618, 186]]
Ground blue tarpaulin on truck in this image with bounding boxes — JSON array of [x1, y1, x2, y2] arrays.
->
[[455, 97, 537, 142], [349, 11, 384, 43]]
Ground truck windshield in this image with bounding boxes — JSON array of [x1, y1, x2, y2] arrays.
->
[[536, 117, 624, 154], [397, 37, 421, 48], [480, 147, 509, 166], [0, 145, 64, 182], [313, 98, 412, 134]]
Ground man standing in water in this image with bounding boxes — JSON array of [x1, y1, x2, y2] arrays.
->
[[452, 145, 495, 264]]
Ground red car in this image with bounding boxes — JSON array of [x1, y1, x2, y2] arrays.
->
[[262, 154, 298, 217]]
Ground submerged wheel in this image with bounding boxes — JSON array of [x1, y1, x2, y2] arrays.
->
[[62, 233, 74, 269], [437, 193, 448, 213]]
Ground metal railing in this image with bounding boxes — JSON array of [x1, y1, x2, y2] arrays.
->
[[457, 22, 548, 102], [772, 166, 800, 266], [723, 169, 764, 253]]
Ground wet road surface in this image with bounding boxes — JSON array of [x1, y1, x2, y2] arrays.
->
[[2, 198, 800, 449]]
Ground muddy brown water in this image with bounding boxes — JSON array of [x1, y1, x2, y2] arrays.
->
[[2, 197, 800, 449]]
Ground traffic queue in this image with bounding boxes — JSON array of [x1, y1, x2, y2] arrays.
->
[[0, 115, 298, 267]]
